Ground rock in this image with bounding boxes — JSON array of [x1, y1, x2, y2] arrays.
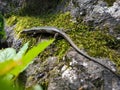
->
[[60, 50, 113, 89], [47, 50, 119, 90], [48, 77, 69, 90], [0, 0, 22, 15], [57, 0, 120, 36], [24, 49, 119, 90], [0, 0, 60, 15], [5, 26, 22, 50], [70, 0, 120, 36]]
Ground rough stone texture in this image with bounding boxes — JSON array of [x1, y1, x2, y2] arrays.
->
[[62, 50, 119, 90], [46, 50, 120, 90], [56, 0, 120, 37], [0, 0, 59, 15], [0, 0, 22, 14], [5, 26, 22, 50], [22, 49, 120, 90], [54, 0, 120, 39], [70, 0, 120, 37]]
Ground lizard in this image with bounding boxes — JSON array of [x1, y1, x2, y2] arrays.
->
[[21, 26, 120, 79]]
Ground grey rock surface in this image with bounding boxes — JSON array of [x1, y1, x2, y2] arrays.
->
[[47, 50, 120, 90], [23, 49, 120, 90], [0, 0, 59, 15], [69, 0, 120, 36], [5, 26, 22, 50]]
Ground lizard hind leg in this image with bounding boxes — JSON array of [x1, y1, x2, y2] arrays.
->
[[54, 33, 59, 39]]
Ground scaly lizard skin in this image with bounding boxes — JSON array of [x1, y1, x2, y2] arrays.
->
[[21, 26, 120, 79]]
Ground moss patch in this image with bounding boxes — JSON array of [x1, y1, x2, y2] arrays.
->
[[104, 0, 116, 6], [6, 12, 120, 70]]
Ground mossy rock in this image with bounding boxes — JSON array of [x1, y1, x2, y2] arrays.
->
[[6, 12, 120, 70]]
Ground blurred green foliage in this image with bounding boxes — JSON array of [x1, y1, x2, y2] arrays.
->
[[0, 39, 54, 90]]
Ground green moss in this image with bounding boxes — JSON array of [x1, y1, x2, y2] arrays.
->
[[104, 0, 116, 6], [6, 12, 120, 70], [7, 12, 74, 33]]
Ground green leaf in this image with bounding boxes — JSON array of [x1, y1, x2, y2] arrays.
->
[[13, 42, 29, 61], [33, 84, 43, 90], [0, 48, 16, 63], [0, 42, 29, 76], [0, 60, 16, 76], [0, 77, 16, 90], [10, 39, 54, 76]]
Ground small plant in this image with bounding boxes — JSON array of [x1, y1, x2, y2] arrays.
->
[[0, 39, 54, 90]]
